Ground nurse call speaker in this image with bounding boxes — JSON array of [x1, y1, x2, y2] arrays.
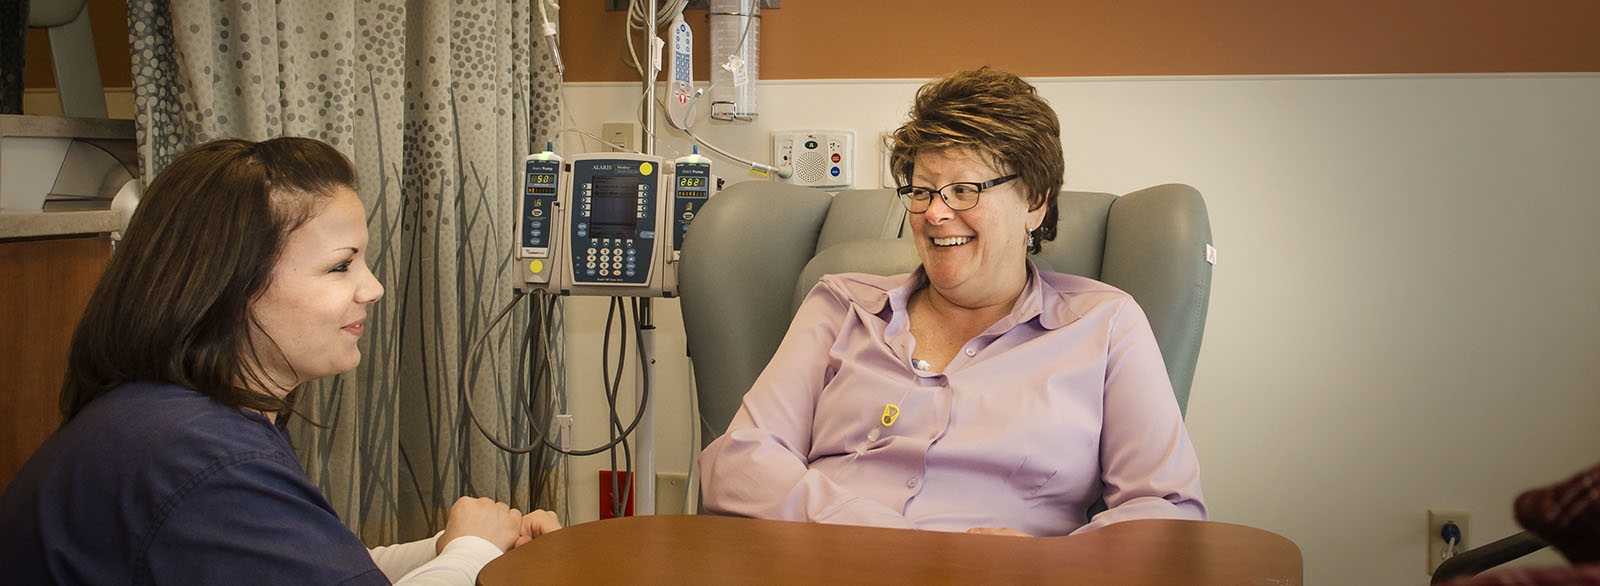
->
[[773, 130, 855, 190]]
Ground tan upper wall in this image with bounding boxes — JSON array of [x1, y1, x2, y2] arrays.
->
[[564, 0, 1600, 81], [25, 0, 1600, 90]]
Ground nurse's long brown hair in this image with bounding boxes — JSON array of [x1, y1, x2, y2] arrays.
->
[[60, 137, 356, 422]]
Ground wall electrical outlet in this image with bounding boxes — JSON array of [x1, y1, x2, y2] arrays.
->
[[879, 131, 896, 189], [601, 121, 639, 153], [656, 472, 689, 515], [1428, 509, 1471, 575]]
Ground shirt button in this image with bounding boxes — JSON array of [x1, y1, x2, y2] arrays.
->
[[906, 477, 920, 489], [964, 347, 976, 357]]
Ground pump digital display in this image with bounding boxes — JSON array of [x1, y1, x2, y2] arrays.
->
[[590, 175, 640, 239], [531, 174, 555, 184], [679, 176, 703, 188]]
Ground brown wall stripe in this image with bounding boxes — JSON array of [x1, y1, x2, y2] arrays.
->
[[23, 0, 1599, 90], [562, 0, 1600, 82]]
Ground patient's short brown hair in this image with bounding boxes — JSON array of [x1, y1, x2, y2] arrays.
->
[[890, 67, 1063, 254]]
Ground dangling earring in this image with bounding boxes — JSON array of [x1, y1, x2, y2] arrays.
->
[[1026, 227, 1036, 249]]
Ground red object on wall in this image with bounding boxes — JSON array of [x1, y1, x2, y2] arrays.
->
[[598, 470, 635, 519]]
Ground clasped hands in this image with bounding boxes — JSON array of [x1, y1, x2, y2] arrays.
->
[[437, 496, 563, 554]]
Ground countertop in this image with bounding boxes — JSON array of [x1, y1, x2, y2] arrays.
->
[[0, 209, 121, 240]]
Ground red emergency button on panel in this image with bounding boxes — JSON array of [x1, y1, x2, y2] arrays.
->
[[831, 153, 841, 163]]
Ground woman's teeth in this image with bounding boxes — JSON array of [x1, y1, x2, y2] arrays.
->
[[933, 236, 971, 247]]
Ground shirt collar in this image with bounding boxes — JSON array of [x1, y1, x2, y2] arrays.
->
[[866, 260, 1082, 330], [827, 272, 897, 316], [992, 260, 1082, 332]]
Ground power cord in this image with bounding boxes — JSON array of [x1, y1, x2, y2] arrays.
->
[[459, 292, 651, 457], [1440, 521, 1463, 561], [521, 294, 562, 508], [601, 296, 636, 518]]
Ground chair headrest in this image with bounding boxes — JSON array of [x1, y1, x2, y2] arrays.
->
[[793, 238, 920, 313], [790, 238, 1057, 313]]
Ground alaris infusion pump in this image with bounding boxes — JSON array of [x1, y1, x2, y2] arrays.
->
[[516, 150, 714, 297]]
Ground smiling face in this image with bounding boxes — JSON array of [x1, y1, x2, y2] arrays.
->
[[908, 148, 1046, 307], [248, 186, 383, 393]]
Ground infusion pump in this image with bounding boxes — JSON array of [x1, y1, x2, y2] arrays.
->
[[516, 151, 714, 297]]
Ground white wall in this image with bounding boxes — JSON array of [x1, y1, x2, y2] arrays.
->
[[558, 74, 1600, 585]]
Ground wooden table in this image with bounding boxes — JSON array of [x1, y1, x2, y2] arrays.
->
[[477, 515, 1302, 586]]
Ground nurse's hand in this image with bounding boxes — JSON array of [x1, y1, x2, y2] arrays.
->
[[512, 509, 563, 548], [966, 527, 1031, 537], [438, 496, 523, 553]]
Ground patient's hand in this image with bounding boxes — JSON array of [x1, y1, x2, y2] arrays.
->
[[512, 509, 563, 548], [966, 527, 1031, 537]]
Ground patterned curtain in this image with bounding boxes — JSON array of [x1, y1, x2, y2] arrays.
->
[[127, 0, 566, 544]]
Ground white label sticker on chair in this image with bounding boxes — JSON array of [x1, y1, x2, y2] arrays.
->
[[1205, 244, 1217, 265]]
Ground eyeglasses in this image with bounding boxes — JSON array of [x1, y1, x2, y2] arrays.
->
[[895, 175, 1018, 213]]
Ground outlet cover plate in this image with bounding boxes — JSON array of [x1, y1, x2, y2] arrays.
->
[[656, 472, 689, 515], [1428, 508, 1471, 575]]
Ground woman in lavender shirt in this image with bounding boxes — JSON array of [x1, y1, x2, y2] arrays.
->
[[699, 68, 1206, 537]]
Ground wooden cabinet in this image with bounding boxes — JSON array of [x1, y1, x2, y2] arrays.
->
[[0, 235, 110, 489]]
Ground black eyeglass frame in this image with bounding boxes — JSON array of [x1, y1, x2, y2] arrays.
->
[[895, 174, 1019, 213]]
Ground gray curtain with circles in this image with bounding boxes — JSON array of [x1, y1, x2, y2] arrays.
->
[[128, 0, 566, 543]]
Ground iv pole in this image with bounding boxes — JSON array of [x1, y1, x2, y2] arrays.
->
[[632, 0, 659, 516]]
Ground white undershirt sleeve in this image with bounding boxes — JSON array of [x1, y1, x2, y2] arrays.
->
[[369, 532, 504, 586]]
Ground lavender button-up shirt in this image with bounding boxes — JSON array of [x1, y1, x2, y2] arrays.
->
[[699, 263, 1206, 536]]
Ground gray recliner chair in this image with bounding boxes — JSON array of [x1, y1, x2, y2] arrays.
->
[[679, 182, 1214, 445]]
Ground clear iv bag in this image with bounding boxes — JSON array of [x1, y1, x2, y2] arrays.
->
[[709, 0, 758, 121]]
